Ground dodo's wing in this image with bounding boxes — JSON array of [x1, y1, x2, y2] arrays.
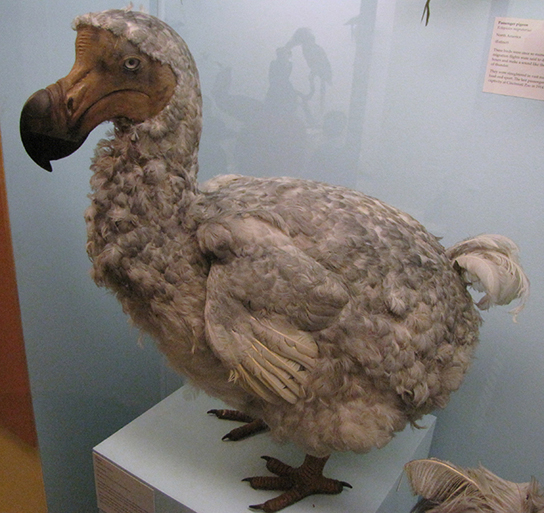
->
[[198, 215, 349, 404]]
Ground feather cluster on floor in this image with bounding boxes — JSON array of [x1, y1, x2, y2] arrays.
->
[[405, 458, 544, 513], [19, 8, 531, 511]]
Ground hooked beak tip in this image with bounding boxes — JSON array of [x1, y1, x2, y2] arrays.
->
[[20, 88, 85, 171]]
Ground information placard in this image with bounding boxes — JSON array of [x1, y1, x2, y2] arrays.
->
[[484, 18, 544, 100]]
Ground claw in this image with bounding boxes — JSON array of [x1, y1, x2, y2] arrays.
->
[[208, 408, 269, 440], [243, 454, 350, 511], [207, 409, 255, 423]]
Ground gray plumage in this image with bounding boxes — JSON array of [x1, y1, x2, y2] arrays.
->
[[77, 8, 527, 457], [20, 8, 530, 508], [405, 458, 544, 513]]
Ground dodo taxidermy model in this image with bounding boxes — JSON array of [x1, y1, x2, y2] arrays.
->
[[20, 9, 529, 512]]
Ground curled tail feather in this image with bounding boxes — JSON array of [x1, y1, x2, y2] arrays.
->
[[446, 234, 529, 322]]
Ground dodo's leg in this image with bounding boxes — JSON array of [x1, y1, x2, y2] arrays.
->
[[207, 409, 269, 441], [244, 454, 351, 512]]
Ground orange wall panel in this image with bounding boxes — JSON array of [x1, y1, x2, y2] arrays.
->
[[0, 129, 38, 447]]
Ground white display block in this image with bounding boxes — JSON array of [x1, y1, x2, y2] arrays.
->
[[94, 388, 435, 513]]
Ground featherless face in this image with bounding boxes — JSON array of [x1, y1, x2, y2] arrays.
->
[[20, 12, 179, 171]]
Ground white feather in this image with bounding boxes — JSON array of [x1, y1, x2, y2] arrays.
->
[[406, 458, 544, 513], [446, 234, 530, 322], [405, 458, 483, 503]]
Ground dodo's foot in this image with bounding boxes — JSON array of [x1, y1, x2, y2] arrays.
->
[[207, 409, 269, 441], [243, 454, 351, 512]]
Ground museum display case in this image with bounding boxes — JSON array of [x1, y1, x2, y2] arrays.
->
[[0, 1, 543, 511]]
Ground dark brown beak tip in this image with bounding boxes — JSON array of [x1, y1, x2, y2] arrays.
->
[[20, 89, 86, 172]]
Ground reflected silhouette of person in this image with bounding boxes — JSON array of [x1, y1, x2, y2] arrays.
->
[[265, 47, 298, 113], [212, 51, 307, 178]]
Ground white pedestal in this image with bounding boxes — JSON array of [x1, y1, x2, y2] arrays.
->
[[94, 388, 435, 513]]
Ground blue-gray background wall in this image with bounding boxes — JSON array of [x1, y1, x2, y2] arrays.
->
[[1, 1, 542, 511]]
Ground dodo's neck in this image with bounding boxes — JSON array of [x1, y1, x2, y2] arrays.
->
[[85, 112, 203, 290], [112, 111, 200, 188], [91, 109, 201, 209]]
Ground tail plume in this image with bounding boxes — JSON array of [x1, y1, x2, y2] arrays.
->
[[446, 234, 529, 321]]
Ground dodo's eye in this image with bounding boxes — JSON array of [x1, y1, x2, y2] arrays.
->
[[123, 57, 141, 71]]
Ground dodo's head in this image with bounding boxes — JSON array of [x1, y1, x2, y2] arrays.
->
[[20, 8, 201, 171]]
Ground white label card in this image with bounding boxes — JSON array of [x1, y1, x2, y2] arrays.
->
[[94, 452, 155, 513], [484, 17, 544, 100]]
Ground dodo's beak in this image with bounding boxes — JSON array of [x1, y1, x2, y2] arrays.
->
[[20, 87, 87, 172], [20, 25, 176, 171]]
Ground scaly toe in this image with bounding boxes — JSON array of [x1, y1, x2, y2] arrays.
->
[[248, 486, 314, 512], [243, 455, 350, 511], [261, 456, 296, 476], [208, 409, 268, 440], [243, 475, 293, 491]]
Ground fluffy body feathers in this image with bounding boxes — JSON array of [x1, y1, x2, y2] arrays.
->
[[406, 458, 544, 513], [75, 9, 529, 458], [21, 6, 530, 490]]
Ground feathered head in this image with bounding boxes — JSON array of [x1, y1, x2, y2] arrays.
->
[[21, 8, 202, 170]]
